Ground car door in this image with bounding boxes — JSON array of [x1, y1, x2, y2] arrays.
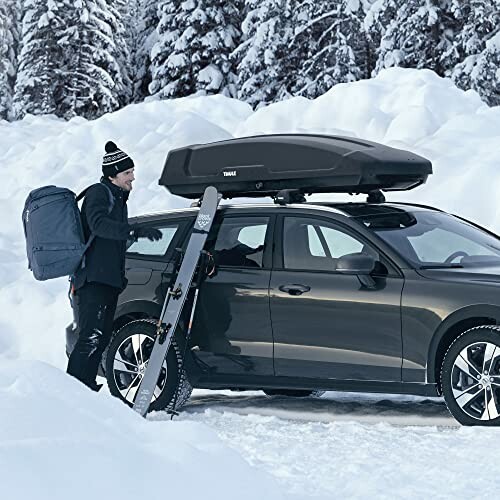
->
[[270, 214, 404, 382], [189, 213, 275, 378], [120, 217, 193, 311]]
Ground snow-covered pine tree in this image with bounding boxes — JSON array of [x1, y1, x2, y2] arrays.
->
[[458, 34, 500, 106], [235, 0, 294, 107], [374, 0, 455, 76], [150, 0, 242, 99], [448, 0, 500, 106], [363, 0, 399, 75], [14, 0, 130, 120], [128, 0, 160, 101], [13, 0, 62, 118], [149, 0, 179, 98], [447, 0, 498, 64], [289, 0, 367, 99], [194, 0, 242, 97], [103, 0, 133, 107], [0, 0, 20, 120]]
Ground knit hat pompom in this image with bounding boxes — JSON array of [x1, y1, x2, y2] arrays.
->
[[105, 141, 118, 154], [102, 141, 134, 177]]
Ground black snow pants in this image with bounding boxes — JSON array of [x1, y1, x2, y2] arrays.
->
[[67, 282, 121, 389]]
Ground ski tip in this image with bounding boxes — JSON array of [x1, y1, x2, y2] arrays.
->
[[204, 185, 217, 196]]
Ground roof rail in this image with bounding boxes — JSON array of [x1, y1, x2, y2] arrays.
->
[[388, 202, 444, 212]]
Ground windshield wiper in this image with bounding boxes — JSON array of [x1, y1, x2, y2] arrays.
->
[[420, 264, 464, 269]]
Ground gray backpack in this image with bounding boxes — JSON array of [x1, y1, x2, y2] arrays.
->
[[22, 184, 114, 281]]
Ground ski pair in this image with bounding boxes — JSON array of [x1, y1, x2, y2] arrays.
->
[[132, 186, 220, 417]]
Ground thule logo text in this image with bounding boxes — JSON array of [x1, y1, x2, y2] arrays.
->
[[223, 171, 237, 177]]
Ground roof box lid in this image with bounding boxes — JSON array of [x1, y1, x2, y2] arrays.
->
[[159, 134, 433, 199]]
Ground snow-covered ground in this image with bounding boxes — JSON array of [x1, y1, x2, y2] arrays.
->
[[2, 68, 500, 498], [160, 391, 500, 499]]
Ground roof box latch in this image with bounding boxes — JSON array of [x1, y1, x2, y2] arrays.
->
[[274, 189, 306, 205]]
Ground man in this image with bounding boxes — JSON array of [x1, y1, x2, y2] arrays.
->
[[67, 141, 162, 391]]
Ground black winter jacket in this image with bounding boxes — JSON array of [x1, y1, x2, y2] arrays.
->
[[73, 177, 133, 292]]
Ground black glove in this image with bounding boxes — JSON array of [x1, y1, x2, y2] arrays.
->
[[130, 226, 163, 242]]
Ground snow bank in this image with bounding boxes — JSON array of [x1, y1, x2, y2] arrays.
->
[[1, 67, 500, 499], [0, 360, 285, 500]]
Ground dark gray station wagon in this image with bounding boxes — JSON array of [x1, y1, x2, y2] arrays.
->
[[67, 135, 500, 425]]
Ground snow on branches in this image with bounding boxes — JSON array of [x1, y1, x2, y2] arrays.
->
[[449, 0, 500, 106], [150, 0, 241, 99], [13, 0, 131, 120], [0, 0, 20, 120], [289, 0, 367, 99], [4, 0, 500, 119]]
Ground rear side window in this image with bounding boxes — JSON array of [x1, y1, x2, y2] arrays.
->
[[213, 216, 270, 268], [127, 224, 179, 257]]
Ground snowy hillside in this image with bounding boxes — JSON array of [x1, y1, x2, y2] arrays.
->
[[1, 68, 500, 498]]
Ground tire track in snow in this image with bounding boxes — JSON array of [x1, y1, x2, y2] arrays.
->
[[155, 390, 459, 428]]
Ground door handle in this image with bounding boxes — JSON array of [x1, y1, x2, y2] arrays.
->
[[279, 284, 311, 296]]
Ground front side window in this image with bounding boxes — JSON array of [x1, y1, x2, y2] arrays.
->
[[127, 224, 179, 257], [358, 209, 500, 268], [213, 216, 269, 268], [283, 217, 379, 272]]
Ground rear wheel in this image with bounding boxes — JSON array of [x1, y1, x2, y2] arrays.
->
[[105, 319, 192, 413], [441, 325, 500, 426]]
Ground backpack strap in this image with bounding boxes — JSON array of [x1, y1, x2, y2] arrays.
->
[[76, 182, 114, 207], [78, 183, 115, 269]]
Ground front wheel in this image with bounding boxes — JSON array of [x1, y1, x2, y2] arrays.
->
[[441, 325, 500, 426], [105, 319, 192, 413]]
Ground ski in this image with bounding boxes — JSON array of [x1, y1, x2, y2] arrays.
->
[[132, 185, 220, 417]]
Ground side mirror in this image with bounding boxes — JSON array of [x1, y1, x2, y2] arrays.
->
[[336, 253, 375, 275]]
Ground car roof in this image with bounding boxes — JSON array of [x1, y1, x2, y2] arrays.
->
[[129, 200, 442, 222]]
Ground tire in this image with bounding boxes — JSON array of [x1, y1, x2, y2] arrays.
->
[[104, 319, 192, 413], [441, 325, 500, 426], [263, 389, 325, 398]]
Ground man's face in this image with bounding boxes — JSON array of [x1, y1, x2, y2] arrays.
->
[[110, 168, 135, 192]]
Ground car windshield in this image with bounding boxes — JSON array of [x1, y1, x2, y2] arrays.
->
[[354, 209, 500, 268]]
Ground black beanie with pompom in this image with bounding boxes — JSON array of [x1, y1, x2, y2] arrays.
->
[[102, 141, 134, 177]]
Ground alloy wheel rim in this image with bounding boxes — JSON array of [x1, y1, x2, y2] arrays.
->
[[113, 333, 167, 405], [451, 341, 500, 421]]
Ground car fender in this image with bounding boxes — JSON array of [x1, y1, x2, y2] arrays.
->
[[115, 299, 162, 321], [426, 304, 500, 382]]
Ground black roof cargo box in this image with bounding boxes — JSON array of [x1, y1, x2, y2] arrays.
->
[[159, 134, 432, 199]]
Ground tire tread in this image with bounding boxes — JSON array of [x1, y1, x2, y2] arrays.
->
[[440, 324, 500, 425], [104, 319, 193, 413]]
